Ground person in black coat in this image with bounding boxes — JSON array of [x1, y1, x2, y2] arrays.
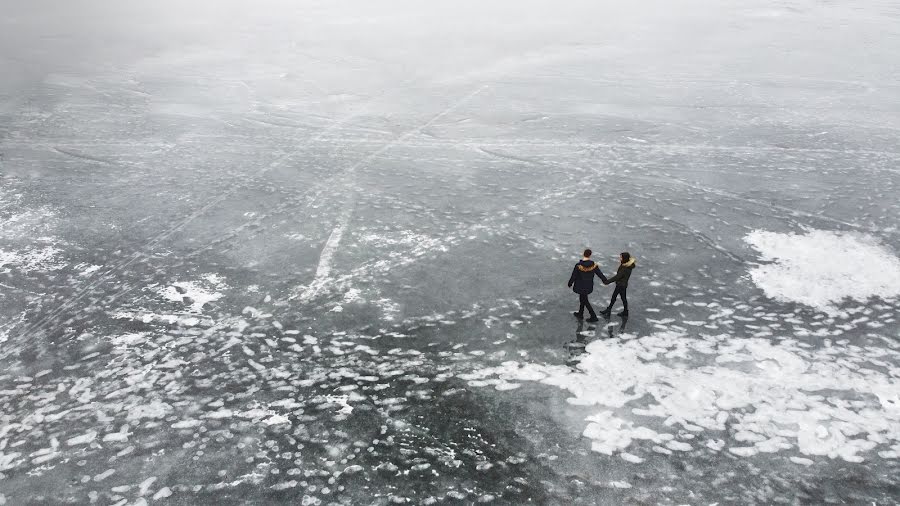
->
[[601, 252, 636, 317], [567, 249, 607, 322]]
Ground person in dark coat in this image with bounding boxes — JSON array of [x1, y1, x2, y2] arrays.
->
[[567, 249, 607, 322], [601, 252, 636, 317]]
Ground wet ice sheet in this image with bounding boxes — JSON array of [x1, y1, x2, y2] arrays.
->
[[2, 0, 900, 504]]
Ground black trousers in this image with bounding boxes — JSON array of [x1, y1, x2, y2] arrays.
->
[[607, 285, 628, 311], [577, 293, 597, 318]]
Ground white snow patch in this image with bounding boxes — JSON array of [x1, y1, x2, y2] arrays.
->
[[93, 469, 115, 481], [204, 409, 234, 419], [111, 332, 147, 347], [745, 229, 900, 311], [238, 408, 271, 420], [0, 190, 65, 283], [152, 487, 172, 500], [0, 451, 21, 472], [473, 330, 900, 463], [263, 414, 291, 425], [203, 273, 228, 287], [0, 199, 54, 240], [126, 401, 172, 421], [342, 288, 363, 303], [325, 394, 353, 415], [358, 230, 432, 248], [0, 246, 64, 273], [0, 311, 27, 346], [76, 263, 102, 276], [66, 430, 98, 446], [619, 452, 644, 463], [158, 276, 228, 313], [138, 477, 157, 496], [102, 432, 129, 443], [270, 398, 303, 410], [112, 311, 201, 326]]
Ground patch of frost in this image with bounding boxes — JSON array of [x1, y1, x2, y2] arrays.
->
[[745, 229, 900, 311], [473, 330, 900, 463]]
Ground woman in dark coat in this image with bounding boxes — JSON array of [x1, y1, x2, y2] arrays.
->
[[601, 252, 636, 317], [567, 249, 607, 322]]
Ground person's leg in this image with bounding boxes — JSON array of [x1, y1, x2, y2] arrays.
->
[[605, 286, 621, 312], [575, 293, 587, 318], [584, 294, 597, 319], [619, 287, 629, 315]]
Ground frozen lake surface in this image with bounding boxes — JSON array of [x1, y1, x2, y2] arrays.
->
[[2, 0, 899, 504]]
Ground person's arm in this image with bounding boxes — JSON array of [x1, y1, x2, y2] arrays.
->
[[595, 268, 608, 284], [568, 266, 578, 287], [605, 268, 622, 285]]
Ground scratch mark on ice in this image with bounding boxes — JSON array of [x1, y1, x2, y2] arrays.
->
[[295, 84, 489, 302], [298, 208, 351, 302], [53, 147, 115, 165]]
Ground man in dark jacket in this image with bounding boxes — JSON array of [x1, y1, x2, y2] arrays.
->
[[601, 252, 636, 317], [567, 249, 607, 322]]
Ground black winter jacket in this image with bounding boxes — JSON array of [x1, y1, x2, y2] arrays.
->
[[568, 259, 607, 295], [606, 258, 636, 287]]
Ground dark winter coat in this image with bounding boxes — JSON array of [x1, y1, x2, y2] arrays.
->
[[568, 259, 607, 295], [606, 258, 636, 287]]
